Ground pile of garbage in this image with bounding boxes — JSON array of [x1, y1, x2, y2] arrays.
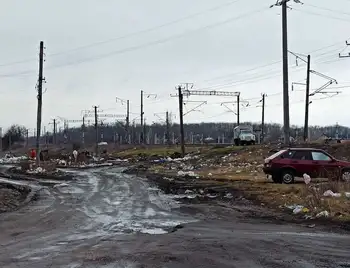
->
[[0, 154, 28, 164]]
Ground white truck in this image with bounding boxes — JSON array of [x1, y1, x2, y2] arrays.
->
[[233, 125, 256, 146]]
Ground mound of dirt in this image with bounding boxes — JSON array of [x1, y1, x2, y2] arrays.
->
[[0, 183, 31, 213]]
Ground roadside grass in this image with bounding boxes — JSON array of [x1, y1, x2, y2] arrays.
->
[[113, 146, 201, 158], [213, 172, 350, 219], [113, 145, 251, 158]]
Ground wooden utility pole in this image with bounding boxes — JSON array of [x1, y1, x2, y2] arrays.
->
[[53, 119, 57, 144], [126, 99, 130, 144], [281, 0, 290, 144], [36, 41, 44, 167], [143, 118, 146, 145], [236, 94, 240, 125], [94, 106, 98, 155], [26, 129, 29, 148], [82, 116, 85, 147], [140, 90, 144, 144], [0, 127, 2, 152], [178, 86, 185, 157], [261, 93, 266, 143], [304, 54, 311, 142], [166, 111, 171, 146]]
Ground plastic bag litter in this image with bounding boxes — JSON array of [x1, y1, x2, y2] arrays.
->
[[345, 192, 350, 199], [316, 211, 329, 218], [303, 173, 311, 185], [293, 205, 304, 214], [323, 190, 341, 198]]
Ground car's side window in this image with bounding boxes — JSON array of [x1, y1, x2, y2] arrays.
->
[[292, 151, 312, 160], [311, 152, 331, 161], [282, 151, 294, 159]]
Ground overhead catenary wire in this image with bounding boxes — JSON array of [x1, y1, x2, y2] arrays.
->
[[0, 0, 244, 68], [302, 3, 350, 17], [0, 6, 268, 78]]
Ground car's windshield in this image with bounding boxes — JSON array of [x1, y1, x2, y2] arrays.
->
[[240, 130, 251, 134]]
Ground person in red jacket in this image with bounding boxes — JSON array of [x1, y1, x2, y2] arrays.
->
[[30, 149, 36, 159]]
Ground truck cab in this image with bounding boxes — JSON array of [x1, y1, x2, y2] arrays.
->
[[233, 125, 256, 146]]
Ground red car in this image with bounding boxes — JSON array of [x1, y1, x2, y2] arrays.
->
[[263, 148, 350, 184]]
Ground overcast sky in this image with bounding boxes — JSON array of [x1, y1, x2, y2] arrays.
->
[[1, 0, 350, 133]]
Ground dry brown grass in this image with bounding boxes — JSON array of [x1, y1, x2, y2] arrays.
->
[[195, 168, 350, 219]]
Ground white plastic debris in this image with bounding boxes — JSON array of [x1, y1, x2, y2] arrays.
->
[[293, 205, 304, 214], [316, 211, 329, 218], [303, 173, 311, 185], [323, 190, 341, 198], [73, 150, 78, 162], [177, 170, 199, 178], [26, 166, 47, 174], [345, 192, 350, 199], [0, 155, 28, 164], [58, 160, 67, 166]]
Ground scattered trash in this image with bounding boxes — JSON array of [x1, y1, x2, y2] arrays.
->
[[26, 167, 46, 174], [0, 155, 28, 164], [293, 205, 304, 214], [302, 207, 310, 213], [316, 211, 329, 218], [345, 192, 350, 199], [323, 190, 341, 198], [303, 173, 311, 185], [224, 193, 233, 199], [177, 171, 199, 178]]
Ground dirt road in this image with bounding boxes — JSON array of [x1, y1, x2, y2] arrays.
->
[[0, 166, 349, 268]]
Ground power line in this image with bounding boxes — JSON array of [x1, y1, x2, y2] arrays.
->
[[0, 1, 244, 68], [292, 8, 350, 23], [303, 3, 350, 17], [0, 7, 267, 77]]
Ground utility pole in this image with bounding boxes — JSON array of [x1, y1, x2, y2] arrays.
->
[[26, 129, 29, 148], [237, 94, 240, 125], [166, 111, 170, 146], [126, 100, 130, 144], [49, 119, 57, 145], [304, 54, 311, 142], [261, 93, 265, 143], [36, 41, 44, 167], [281, 0, 290, 145], [140, 90, 144, 144], [143, 118, 147, 145], [178, 86, 185, 157], [0, 127, 2, 152], [94, 106, 98, 156], [82, 116, 85, 147], [53, 119, 57, 144]]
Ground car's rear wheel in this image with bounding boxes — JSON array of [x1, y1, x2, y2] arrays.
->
[[281, 169, 295, 184], [341, 169, 350, 182]]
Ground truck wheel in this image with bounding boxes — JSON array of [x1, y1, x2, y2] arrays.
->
[[281, 169, 295, 184], [234, 139, 239, 146]]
